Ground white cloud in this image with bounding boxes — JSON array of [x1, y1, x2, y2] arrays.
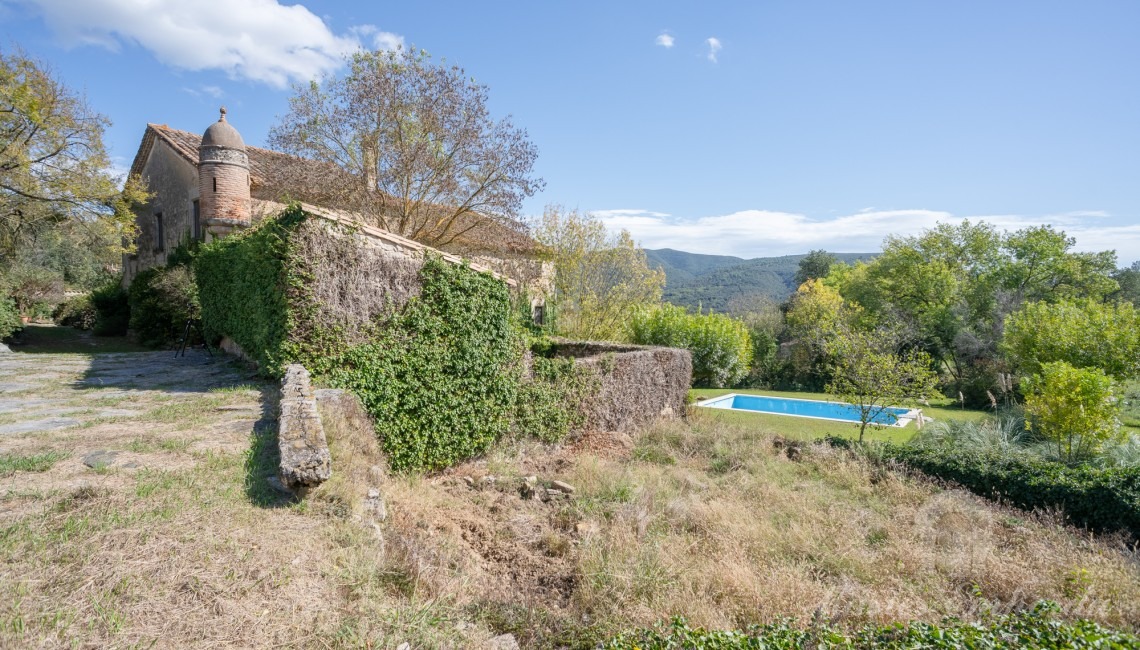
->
[[591, 208, 671, 219], [21, 0, 403, 87], [373, 31, 405, 51], [706, 37, 722, 63], [655, 33, 674, 48], [591, 207, 1140, 262]]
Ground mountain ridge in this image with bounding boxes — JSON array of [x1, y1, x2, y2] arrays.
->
[[644, 248, 877, 312]]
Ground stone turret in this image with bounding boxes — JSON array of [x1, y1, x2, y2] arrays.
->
[[199, 107, 250, 239]]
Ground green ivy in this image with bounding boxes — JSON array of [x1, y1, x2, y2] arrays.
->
[[194, 207, 303, 375], [195, 205, 598, 471], [515, 354, 597, 443], [324, 257, 523, 471], [608, 603, 1139, 649]]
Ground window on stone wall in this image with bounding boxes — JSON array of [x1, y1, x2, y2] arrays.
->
[[192, 199, 201, 240], [155, 212, 165, 252], [533, 304, 545, 327]]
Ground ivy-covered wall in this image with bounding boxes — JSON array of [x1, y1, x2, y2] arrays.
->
[[195, 206, 690, 472]]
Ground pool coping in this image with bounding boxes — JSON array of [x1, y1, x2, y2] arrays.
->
[[696, 393, 922, 428]]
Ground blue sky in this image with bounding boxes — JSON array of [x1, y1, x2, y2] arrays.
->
[[2, 1, 1138, 261]]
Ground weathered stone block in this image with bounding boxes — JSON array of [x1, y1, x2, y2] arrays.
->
[[278, 364, 332, 489]]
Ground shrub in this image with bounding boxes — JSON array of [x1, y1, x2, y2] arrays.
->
[[90, 282, 130, 336], [0, 295, 19, 340], [849, 441, 1140, 539], [52, 294, 97, 330], [607, 604, 1138, 649], [1023, 362, 1122, 462], [2, 264, 64, 317], [128, 266, 201, 348], [911, 409, 1031, 455], [630, 303, 752, 387]]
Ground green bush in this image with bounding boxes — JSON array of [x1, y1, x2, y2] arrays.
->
[[0, 295, 19, 340], [630, 303, 752, 387], [52, 294, 97, 330], [90, 282, 130, 336], [128, 266, 201, 348], [326, 256, 524, 471], [841, 439, 1140, 539], [607, 604, 1138, 649], [1, 263, 64, 318], [1024, 362, 1123, 462]]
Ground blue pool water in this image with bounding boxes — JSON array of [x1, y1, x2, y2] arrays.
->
[[699, 394, 913, 426]]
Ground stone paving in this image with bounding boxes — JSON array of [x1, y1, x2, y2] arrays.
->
[[0, 349, 275, 505]]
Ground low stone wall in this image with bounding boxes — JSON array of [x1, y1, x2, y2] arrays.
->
[[278, 364, 332, 490], [552, 341, 692, 433]]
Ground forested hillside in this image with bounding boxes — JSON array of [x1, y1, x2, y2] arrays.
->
[[645, 249, 875, 312]]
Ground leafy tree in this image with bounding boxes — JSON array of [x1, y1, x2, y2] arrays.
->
[[793, 249, 838, 286], [783, 278, 854, 389], [999, 226, 1118, 303], [1023, 361, 1122, 462], [1003, 299, 1140, 380], [784, 279, 849, 349], [1, 49, 138, 265], [825, 327, 939, 441], [535, 205, 664, 340], [630, 303, 752, 387], [268, 47, 543, 250], [1111, 260, 1140, 305]]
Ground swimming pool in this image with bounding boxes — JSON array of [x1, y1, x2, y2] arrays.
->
[[697, 393, 919, 427]]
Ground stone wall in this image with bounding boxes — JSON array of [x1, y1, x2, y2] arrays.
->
[[124, 140, 200, 285], [551, 340, 692, 433]]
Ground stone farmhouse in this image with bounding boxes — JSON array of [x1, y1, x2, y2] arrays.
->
[[123, 108, 551, 314], [122, 109, 691, 448]]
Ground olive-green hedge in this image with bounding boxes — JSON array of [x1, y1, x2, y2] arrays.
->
[[828, 437, 1140, 540]]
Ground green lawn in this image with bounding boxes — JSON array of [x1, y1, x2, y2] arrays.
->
[[689, 387, 989, 444]]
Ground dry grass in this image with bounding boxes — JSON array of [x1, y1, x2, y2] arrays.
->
[[2, 350, 1138, 648], [375, 411, 1140, 646]]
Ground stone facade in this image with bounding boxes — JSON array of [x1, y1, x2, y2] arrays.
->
[[123, 111, 545, 303], [123, 132, 201, 284]]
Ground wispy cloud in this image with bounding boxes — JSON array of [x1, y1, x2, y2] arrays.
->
[[591, 209, 671, 219], [20, 0, 403, 88], [591, 207, 1140, 261], [706, 37, 722, 63], [655, 32, 675, 48]]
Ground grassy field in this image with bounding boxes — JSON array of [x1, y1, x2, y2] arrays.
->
[[689, 387, 989, 444], [2, 349, 1137, 647]]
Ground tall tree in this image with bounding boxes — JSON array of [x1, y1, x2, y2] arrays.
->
[[793, 249, 838, 286], [535, 205, 664, 341], [1, 49, 136, 267], [268, 48, 544, 251]]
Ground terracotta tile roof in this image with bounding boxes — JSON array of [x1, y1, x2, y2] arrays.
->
[[130, 124, 541, 256]]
